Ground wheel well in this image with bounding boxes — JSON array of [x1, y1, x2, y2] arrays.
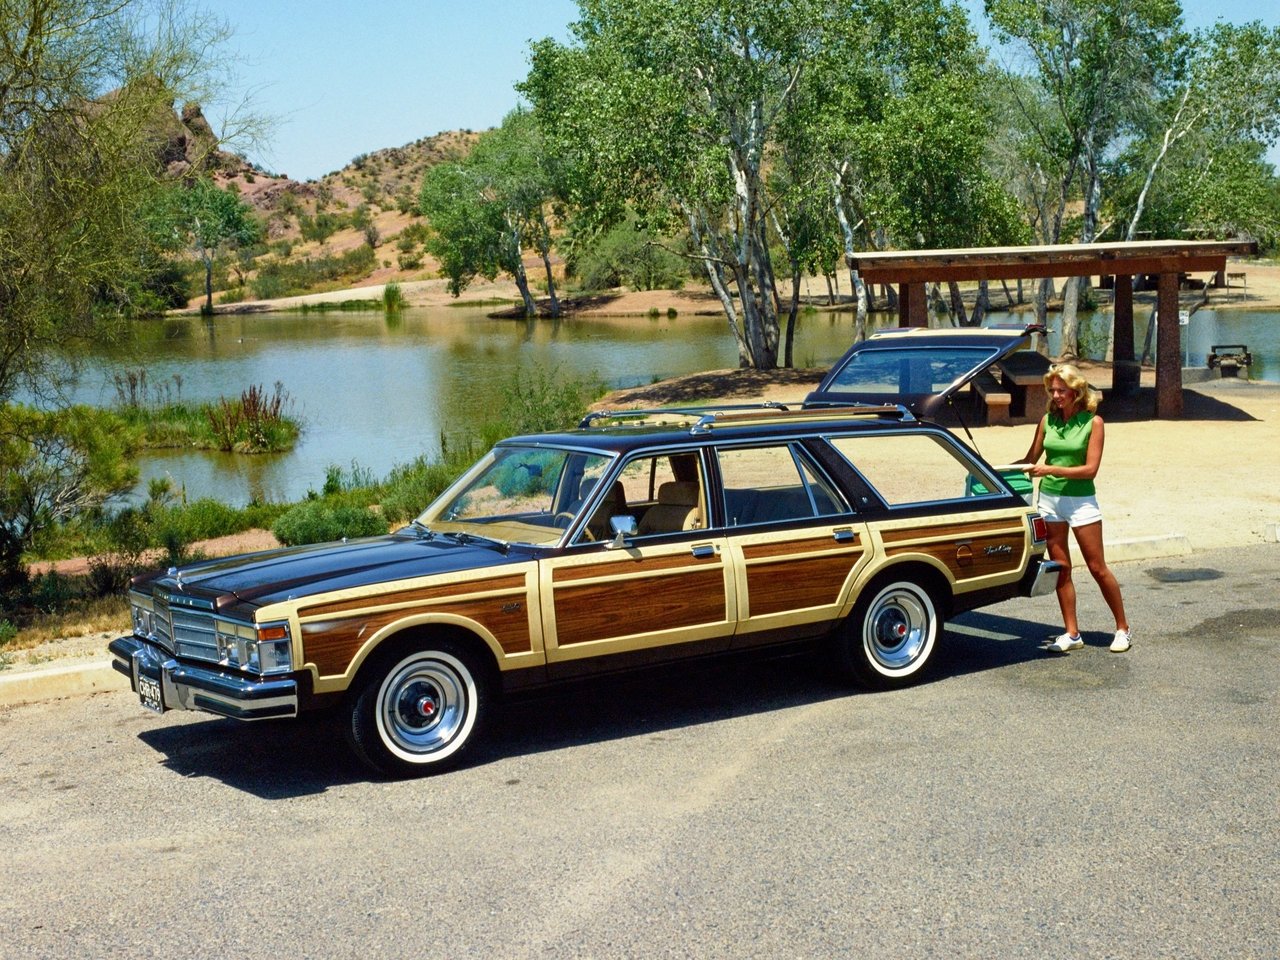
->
[[864, 562, 952, 618], [351, 624, 499, 694]]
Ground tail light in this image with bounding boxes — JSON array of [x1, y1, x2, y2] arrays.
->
[[1031, 515, 1048, 543]]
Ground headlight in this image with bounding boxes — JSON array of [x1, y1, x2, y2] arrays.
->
[[215, 619, 293, 675]]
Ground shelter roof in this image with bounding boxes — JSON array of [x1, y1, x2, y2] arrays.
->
[[848, 240, 1257, 284]]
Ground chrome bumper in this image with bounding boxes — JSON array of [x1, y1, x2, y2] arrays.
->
[[109, 636, 298, 721], [1024, 558, 1063, 598]]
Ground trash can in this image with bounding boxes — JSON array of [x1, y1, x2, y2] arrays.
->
[[966, 466, 1033, 504]]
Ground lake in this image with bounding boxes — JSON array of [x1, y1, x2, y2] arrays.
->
[[64, 303, 1279, 506]]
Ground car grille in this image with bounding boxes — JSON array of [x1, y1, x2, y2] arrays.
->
[[152, 591, 219, 663]]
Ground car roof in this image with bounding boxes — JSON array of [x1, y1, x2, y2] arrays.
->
[[499, 404, 933, 456]]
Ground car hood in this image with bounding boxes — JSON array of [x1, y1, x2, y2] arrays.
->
[[805, 325, 1041, 418], [136, 533, 531, 611]]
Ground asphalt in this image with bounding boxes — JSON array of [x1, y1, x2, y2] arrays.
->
[[3, 376, 1277, 710]]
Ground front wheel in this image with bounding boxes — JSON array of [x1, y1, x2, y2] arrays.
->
[[347, 640, 487, 777], [838, 578, 940, 688]]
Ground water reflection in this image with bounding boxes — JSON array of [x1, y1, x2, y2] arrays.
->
[[63, 303, 1278, 506]]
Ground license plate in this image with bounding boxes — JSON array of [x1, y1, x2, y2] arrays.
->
[[136, 668, 165, 713]]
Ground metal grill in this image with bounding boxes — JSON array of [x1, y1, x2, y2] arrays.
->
[[152, 591, 218, 663]]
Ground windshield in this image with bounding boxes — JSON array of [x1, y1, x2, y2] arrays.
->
[[418, 445, 613, 546]]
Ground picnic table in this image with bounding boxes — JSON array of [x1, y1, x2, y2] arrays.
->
[[994, 350, 1051, 422]]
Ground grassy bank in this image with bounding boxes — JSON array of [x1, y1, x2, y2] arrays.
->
[[2, 368, 604, 653]]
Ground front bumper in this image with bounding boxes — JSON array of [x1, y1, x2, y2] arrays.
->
[[109, 636, 298, 721], [1023, 558, 1063, 598]]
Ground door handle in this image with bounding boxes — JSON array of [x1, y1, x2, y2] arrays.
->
[[833, 527, 859, 544], [690, 543, 717, 558]]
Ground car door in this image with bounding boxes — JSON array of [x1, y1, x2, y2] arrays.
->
[[539, 449, 735, 677], [715, 441, 872, 647]]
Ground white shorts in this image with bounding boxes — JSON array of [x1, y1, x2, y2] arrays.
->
[[1037, 491, 1103, 528]]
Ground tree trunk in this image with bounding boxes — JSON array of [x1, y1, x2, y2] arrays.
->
[[972, 280, 989, 326], [513, 265, 537, 318], [948, 281, 969, 326], [784, 262, 801, 368], [536, 212, 560, 317], [202, 254, 214, 315]]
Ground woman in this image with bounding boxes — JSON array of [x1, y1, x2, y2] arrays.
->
[[1017, 363, 1131, 653]]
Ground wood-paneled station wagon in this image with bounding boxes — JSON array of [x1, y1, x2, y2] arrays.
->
[[111, 328, 1060, 777]]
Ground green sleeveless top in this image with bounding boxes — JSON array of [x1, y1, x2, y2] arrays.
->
[[1040, 411, 1096, 497]]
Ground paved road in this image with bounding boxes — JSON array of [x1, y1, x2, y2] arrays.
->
[[2, 546, 1278, 959]]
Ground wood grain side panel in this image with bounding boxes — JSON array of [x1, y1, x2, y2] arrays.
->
[[879, 519, 1020, 544], [745, 552, 862, 617], [553, 553, 701, 583], [883, 533, 1024, 580], [554, 568, 727, 646], [740, 535, 857, 560], [298, 574, 526, 618], [302, 597, 533, 676]]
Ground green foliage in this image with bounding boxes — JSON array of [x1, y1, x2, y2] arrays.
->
[[271, 501, 387, 547], [161, 178, 263, 314], [203, 383, 297, 453], [573, 215, 689, 291], [250, 246, 377, 299], [499, 367, 605, 435], [383, 281, 405, 313], [0, 1, 244, 401], [0, 404, 141, 589]]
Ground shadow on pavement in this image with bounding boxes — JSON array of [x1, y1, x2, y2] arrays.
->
[[133, 610, 1063, 795]]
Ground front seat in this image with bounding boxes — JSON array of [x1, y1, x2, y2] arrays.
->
[[584, 481, 628, 540], [637, 481, 701, 535]]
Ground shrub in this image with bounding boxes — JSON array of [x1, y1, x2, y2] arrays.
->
[[272, 501, 387, 546]]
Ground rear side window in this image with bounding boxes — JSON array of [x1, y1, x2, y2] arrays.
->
[[827, 433, 997, 507], [716, 444, 847, 526]]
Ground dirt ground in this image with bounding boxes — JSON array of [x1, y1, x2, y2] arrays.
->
[[184, 257, 1280, 317]]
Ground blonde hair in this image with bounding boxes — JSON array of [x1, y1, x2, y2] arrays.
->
[[1043, 362, 1100, 416]]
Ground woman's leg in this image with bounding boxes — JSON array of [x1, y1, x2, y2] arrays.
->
[[1046, 520, 1079, 636], [1071, 521, 1129, 631]]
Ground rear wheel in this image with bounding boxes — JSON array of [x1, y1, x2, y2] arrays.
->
[[838, 577, 940, 688], [347, 639, 487, 777]]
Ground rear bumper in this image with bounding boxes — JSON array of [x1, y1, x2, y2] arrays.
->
[[109, 636, 298, 721], [1023, 558, 1063, 598]]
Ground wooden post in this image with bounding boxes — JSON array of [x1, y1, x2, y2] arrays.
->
[[1111, 275, 1140, 398], [1155, 271, 1182, 418], [898, 282, 926, 327]]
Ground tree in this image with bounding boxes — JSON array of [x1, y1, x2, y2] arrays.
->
[[1117, 21, 1280, 241], [165, 177, 261, 314], [0, 0, 249, 402], [524, 0, 832, 368], [419, 109, 562, 317], [0, 405, 139, 591], [986, 0, 1182, 356]]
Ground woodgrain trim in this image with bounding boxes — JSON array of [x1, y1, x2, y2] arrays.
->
[[554, 568, 727, 646], [884, 532, 1024, 580], [745, 552, 861, 617], [879, 518, 1020, 544], [302, 597, 533, 677], [553, 553, 704, 583], [297, 574, 526, 618], [740, 534, 858, 561]]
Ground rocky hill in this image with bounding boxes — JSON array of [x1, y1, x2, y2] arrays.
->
[[164, 110, 483, 305]]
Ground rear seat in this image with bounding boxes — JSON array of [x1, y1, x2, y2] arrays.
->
[[723, 487, 813, 525]]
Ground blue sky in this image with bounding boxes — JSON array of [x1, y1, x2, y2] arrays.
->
[[210, 0, 1280, 182]]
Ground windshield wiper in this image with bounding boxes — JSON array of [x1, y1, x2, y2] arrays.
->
[[407, 519, 434, 539], [440, 530, 510, 553]]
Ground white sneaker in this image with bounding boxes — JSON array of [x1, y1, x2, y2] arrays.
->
[[1110, 629, 1132, 653], [1047, 633, 1084, 653]]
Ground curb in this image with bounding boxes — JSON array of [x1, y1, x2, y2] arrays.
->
[[0, 659, 125, 709]]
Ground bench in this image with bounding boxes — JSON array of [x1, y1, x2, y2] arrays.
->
[[995, 350, 1051, 420], [972, 371, 1012, 426]]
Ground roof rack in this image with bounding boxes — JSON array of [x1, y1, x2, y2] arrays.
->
[[578, 401, 914, 435]]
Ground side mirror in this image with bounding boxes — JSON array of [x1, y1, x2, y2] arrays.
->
[[608, 514, 638, 549]]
